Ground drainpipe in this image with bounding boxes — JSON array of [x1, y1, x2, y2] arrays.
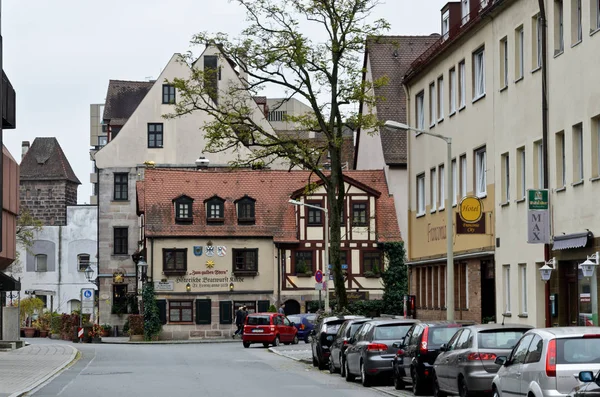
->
[[276, 244, 281, 305], [538, 0, 551, 328]]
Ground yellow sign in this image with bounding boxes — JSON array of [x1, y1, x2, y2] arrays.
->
[[459, 196, 483, 223]]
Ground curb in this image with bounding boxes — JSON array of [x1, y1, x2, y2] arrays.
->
[[101, 338, 240, 345], [372, 387, 414, 397], [8, 345, 79, 397], [268, 347, 312, 364]]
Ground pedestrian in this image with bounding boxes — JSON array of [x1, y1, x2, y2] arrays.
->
[[233, 306, 245, 338], [278, 303, 285, 314], [242, 306, 248, 323]]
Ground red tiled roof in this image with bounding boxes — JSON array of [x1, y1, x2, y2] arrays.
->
[[137, 169, 401, 243]]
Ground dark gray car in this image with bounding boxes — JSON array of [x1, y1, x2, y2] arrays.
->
[[433, 323, 532, 397], [345, 319, 419, 387]]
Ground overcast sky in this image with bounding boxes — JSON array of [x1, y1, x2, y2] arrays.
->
[[2, 0, 448, 204]]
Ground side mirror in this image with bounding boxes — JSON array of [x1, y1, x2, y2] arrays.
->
[[579, 371, 595, 383], [392, 341, 402, 349], [291, 322, 295, 327], [495, 356, 507, 366], [310, 330, 316, 336], [349, 337, 356, 345], [439, 343, 448, 352]]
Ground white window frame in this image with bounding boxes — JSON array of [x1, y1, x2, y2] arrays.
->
[[501, 37, 508, 87], [35, 254, 48, 272], [516, 26, 524, 80], [452, 159, 458, 206], [519, 147, 526, 199], [475, 147, 487, 197], [503, 265, 511, 313], [429, 83, 436, 126], [473, 48, 486, 99], [430, 168, 438, 212], [460, 155, 467, 198], [439, 164, 445, 210], [416, 91, 425, 130], [574, 123, 584, 182], [442, 10, 450, 40], [417, 174, 426, 216], [437, 76, 444, 121], [519, 264, 528, 314], [462, 0, 470, 24], [449, 68, 457, 114], [459, 61, 466, 109], [536, 14, 542, 68]]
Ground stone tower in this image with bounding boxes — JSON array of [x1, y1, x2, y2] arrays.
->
[[19, 138, 81, 226]]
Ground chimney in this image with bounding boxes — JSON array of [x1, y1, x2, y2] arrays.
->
[[21, 141, 30, 160]]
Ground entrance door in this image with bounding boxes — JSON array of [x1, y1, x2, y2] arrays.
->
[[480, 260, 496, 321]]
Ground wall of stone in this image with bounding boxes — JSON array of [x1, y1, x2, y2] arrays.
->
[[20, 180, 78, 226]]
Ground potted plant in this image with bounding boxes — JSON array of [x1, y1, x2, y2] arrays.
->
[[19, 297, 45, 337], [36, 313, 51, 337], [100, 323, 112, 337], [50, 313, 61, 339], [295, 260, 313, 277], [364, 265, 381, 278], [88, 324, 103, 343], [128, 314, 144, 341]]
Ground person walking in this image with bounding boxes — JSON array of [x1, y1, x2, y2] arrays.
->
[[233, 306, 245, 338], [278, 303, 285, 314]]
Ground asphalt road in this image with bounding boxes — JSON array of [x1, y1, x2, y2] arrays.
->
[[30, 341, 408, 397]]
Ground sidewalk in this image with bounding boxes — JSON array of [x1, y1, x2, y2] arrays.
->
[[0, 343, 77, 397]]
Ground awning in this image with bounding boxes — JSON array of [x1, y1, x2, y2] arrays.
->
[[552, 231, 593, 250], [0, 272, 21, 291]]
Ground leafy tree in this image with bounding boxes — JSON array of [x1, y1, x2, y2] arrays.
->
[[381, 242, 408, 315], [168, 0, 389, 309], [142, 283, 162, 340]]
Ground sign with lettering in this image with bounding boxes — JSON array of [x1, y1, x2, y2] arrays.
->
[[459, 196, 483, 223], [174, 269, 245, 290], [528, 189, 549, 210], [527, 210, 551, 244], [456, 213, 486, 234], [154, 281, 174, 291], [329, 291, 369, 301]]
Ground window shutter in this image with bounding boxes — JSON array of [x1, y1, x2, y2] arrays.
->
[[257, 300, 270, 313], [157, 300, 167, 325], [219, 301, 233, 324], [195, 299, 211, 325]]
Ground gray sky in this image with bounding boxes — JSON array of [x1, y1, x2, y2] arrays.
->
[[2, 0, 447, 203]]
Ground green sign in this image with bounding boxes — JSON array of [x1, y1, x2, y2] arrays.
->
[[528, 189, 549, 210]]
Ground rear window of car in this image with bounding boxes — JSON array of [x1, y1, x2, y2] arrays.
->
[[374, 324, 412, 340], [428, 326, 461, 348], [287, 316, 301, 324], [478, 329, 527, 349], [325, 320, 346, 334], [305, 314, 317, 324], [247, 316, 271, 325], [557, 337, 600, 364]]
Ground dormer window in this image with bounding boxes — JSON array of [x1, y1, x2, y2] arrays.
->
[[461, 0, 470, 24], [442, 10, 450, 40], [235, 195, 256, 225], [307, 201, 323, 226], [205, 196, 225, 223], [173, 195, 194, 223]]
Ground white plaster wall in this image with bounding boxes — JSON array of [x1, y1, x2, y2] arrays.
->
[[266, 97, 312, 132]]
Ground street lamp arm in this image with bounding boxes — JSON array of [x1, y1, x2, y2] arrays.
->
[[288, 199, 328, 213], [384, 120, 451, 144]]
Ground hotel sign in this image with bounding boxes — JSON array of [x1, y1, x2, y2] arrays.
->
[[457, 196, 485, 234]]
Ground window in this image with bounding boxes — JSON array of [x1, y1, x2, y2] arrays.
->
[[510, 334, 534, 364], [363, 252, 382, 274], [204, 55, 219, 104], [174, 196, 193, 222], [162, 84, 175, 104], [501, 153, 510, 202], [78, 254, 90, 272], [113, 173, 128, 201], [307, 201, 323, 225], [500, 37, 508, 88], [533, 14, 542, 69], [460, 155, 467, 198], [352, 202, 368, 226], [98, 136, 107, 147], [268, 110, 288, 122], [439, 164, 445, 210], [515, 147, 526, 200], [113, 227, 128, 255], [430, 168, 437, 212], [417, 174, 425, 216], [555, 0, 564, 53], [475, 147, 487, 197], [461, 0, 470, 24], [556, 131, 566, 187], [416, 91, 425, 129], [515, 26, 524, 80], [294, 251, 314, 275], [148, 123, 163, 148], [112, 285, 128, 315], [473, 48, 485, 99], [573, 123, 584, 182], [449, 68, 457, 113], [503, 264, 511, 313], [524, 335, 543, 364], [429, 82, 436, 126], [452, 159, 458, 206], [206, 196, 225, 222], [442, 10, 450, 40], [534, 141, 544, 188], [572, 0, 582, 44], [519, 264, 528, 314], [437, 76, 444, 120], [236, 196, 256, 224], [593, 117, 600, 178], [35, 254, 47, 272], [163, 248, 187, 274], [169, 301, 193, 323], [592, 0, 600, 31], [233, 249, 258, 273], [458, 60, 466, 108]]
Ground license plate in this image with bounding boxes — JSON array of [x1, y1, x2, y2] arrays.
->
[[252, 329, 264, 333]]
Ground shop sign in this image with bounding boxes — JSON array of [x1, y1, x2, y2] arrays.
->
[[154, 281, 174, 291], [527, 210, 551, 244], [456, 213, 485, 234], [528, 189, 549, 210], [459, 196, 483, 223], [175, 269, 244, 289], [329, 291, 369, 301]]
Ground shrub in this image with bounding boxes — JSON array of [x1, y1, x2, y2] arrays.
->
[[267, 304, 277, 313], [142, 283, 161, 340], [50, 313, 61, 334], [128, 314, 144, 336]]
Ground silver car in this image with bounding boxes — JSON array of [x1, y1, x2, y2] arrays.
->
[[433, 324, 532, 397], [492, 327, 600, 397]]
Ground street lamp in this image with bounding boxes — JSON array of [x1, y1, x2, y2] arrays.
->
[[385, 120, 455, 321], [137, 256, 148, 283], [84, 265, 95, 283], [289, 199, 330, 312]]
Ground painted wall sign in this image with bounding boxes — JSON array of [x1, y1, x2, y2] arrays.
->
[[459, 196, 483, 223], [205, 246, 215, 257], [174, 269, 244, 290], [456, 213, 486, 234], [217, 246, 227, 257], [154, 281, 174, 291], [527, 210, 551, 244], [193, 246, 203, 256]]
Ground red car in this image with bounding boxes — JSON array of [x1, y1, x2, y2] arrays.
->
[[242, 312, 299, 348]]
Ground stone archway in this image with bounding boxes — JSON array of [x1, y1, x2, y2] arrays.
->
[[284, 299, 300, 315]]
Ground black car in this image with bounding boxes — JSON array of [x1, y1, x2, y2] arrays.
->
[[345, 319, 419, 387], [311, 315, 362, 370], [570, 371, 600, 397], [329, 317, 372, 376], [393, 321, 471, 395]]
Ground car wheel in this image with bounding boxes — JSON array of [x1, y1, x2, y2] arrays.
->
[[243, 342, 250, 348], [345, 359, 355, 382], [412, 368, 423, 396], [304, 336, 310, 343], [393, 369, 405, 390], [318, 355, 327, 370], [312, 355, 319, 367], [433, 374, 446, 397], [273, 335, 280, 347], [340, 355, 346, 378], [360, 361, 371, 387], [292, 335, 299, 345], [263, 343, 270, 348], [492, 386, 500, 397], [459, 377, 469, 397]]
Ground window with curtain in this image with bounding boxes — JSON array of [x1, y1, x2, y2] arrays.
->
[[516, 26, 524, 79], [442, 11, 450, 40], [519, 264, 527, 314], [416, 91, 425, 129], [449, 68, 456, 113], [573, 123, 584, 182], [501, 153, 510, 202], [429, 83, 436, 126], [460, 155, 467, 198], [556, 132, 566, 187], [500, 37, 508, 87], [473, 48, 485, 98], [430, 168, 437, 212], [437, 76, 444, 120], [439, 164, 445, 210], [475, 147, 487, 197], [458, 61, 466, 108], [518, 147, 526, 198], [452, 160, 458, 206], [417, 174, 425, 215], [461, 0, 470, 24], [503, 265, 511, 313], [535, 14, 542, 68], [555, 0, 564, 53]]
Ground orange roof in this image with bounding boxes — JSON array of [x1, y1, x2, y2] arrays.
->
[[137, 168, 401, 243]]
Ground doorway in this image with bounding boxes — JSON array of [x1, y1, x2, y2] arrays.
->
[[480, 259, 496, 322], [284, 299, 300, 315]]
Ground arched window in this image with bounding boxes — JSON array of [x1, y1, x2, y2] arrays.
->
[[35, 254, 48, 272], [78, 254, 90, 272]]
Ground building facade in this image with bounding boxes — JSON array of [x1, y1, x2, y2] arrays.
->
[[136, 168, 400, 340]]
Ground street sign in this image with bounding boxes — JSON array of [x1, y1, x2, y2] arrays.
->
[[528, 189, 549, 210], [81, 288, 95, 315], [315, 282, 323, 291], [315, 270, 323, 283], [328, 264, 332, 269], [341, 264, 348, 270]]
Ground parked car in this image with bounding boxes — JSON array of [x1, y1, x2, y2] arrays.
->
[[568, 370, 600, 397], [345, 319, 419, 387], [393, 321, 474, 394], [433, 324, 533, 397], [311, 315, 363, 370], [492, 327, 600, 397], [329, 317, 374, 376], [287, 313, 317, 343], [242, 312, 298, 348]]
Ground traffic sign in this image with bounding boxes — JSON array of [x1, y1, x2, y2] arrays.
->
[[82, 288, 94, 301], [315, 283, 323, 291], [315, 270, 323, 283], [341, 264, 348, 270], [81, 288, 95, 314], [78, 328, 84, 338]]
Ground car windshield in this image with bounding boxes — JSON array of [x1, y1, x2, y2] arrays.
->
[[429, 327, 461, 348], [374, 324, 412, 340], [287, 316, 301, 324], [349, 323, 365, 337], [558, 337, 600, 364], [247, 316, 270, 325], [478, 329, 527, 349]]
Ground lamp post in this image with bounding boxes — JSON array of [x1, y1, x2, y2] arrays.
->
[[580, 252, 599, 325], [289, 199, 329, 312], [385, 120, 455, 321]]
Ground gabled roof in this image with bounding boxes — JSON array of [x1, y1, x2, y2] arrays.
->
[[102, 80, 154, 126], [358, 35, 440, 166], [20, 137, 81, 184], [138, 169, 401, 243]]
